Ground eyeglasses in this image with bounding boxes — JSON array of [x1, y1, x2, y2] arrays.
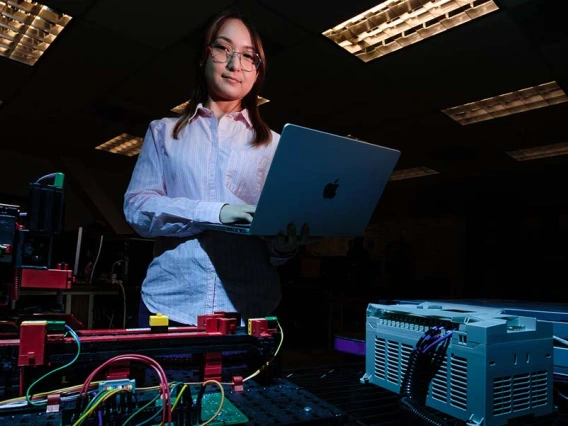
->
[[208, 41, 261, 72]]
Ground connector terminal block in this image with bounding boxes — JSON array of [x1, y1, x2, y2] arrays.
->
[[247, 317, 278, 338], [149, 313, 169, 332], [149, 313, 169, 327], [98, 379, 136, 393], [46, 320, 66, 333]]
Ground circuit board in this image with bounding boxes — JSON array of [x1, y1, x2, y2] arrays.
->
[[201, 392, 249, 425]]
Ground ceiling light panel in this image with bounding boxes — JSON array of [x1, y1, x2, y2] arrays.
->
[[256, 96, 270, 106], [323, 0, 498, 62], [506, 142, 568, 162], [95, 133, 143, 157], [442, 81, 568, 125], [390, 166, 439, 180], [170, 100, 188, 115], [0, 0, 71, 66], [171, 96, 270, 114]]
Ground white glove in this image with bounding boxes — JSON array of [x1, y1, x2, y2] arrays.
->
[[219, 204, 256, 224]]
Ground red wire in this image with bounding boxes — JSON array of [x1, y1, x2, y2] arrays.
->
[[78, 354, 171, 425], [80, 354, 170, 424]]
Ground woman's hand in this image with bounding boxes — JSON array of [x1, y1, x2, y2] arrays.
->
[[219, 204, 256, 224]]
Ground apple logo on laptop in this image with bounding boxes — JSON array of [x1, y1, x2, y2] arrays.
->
[[323, 179, 340, 199]]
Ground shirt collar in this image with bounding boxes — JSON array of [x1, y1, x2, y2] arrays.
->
[[231, 108, 253, 128], [190, 103, 253, 128]]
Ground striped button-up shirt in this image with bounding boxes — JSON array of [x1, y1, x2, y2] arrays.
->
[[124, 106, 284, 325]]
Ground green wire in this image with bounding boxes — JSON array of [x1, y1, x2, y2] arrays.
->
[[73, 389, 119, 426], [122, 393, 160, 426], [26, 325, 81, 406], [82, 389, 112, 414], [125, 382, 182, 426]]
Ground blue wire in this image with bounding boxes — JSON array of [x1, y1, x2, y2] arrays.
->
[[134, 400, 165, 426], [423, 330, 453, 354], [35, 173, 57, 183], [415, 326, 440, 350], [26, 324, 81, 406]]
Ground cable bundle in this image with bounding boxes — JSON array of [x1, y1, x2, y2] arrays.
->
[[8, 318, 285, 425], [26, 325, 81, 407], [74, 354, 171, 426], [398, 326, 454, 426]]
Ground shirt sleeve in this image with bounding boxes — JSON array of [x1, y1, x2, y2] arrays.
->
[[123, 120, 226, 238]]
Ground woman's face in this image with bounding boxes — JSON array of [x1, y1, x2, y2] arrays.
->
[[204, 18, 259, 104]]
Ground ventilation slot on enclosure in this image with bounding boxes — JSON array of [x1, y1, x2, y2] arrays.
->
[[449, 354, 468, 410], [493, 371, 548, 416]]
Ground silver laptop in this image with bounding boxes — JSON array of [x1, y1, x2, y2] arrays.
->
[[196, 123, 400, 237]]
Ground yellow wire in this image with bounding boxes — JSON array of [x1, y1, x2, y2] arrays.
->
[[3, 320, 284, 419], [0, 382, 101, 406], [169, 384, 188, 413], [142, 382, 181, 426], [72, 389, 118, 426], [0, 381, 168, 408], [137, 384, 162, 391], [243, 320, 284, 382], [72, 388, 128, 426], [199, 380, 225, 426]]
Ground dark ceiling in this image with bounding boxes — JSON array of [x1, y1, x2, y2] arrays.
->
[[1, 0, 568, 219]]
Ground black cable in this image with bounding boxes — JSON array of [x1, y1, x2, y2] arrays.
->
[[399, 348, 448, 426], [398, 326, 453, 426], [196, 383, 207, 424]]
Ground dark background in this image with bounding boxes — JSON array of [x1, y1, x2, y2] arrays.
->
[[1, 0, 567, 335]]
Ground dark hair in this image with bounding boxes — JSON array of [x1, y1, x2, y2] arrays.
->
[[172, 10, 272, 146]]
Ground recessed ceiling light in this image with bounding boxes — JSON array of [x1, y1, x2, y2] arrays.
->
[[442, 81, 568, 125], [95, 133, 143, 157], [506, 142, 568, 162], [170, 95, 270, 114], [0, 1, 72, 66], [390, 166, 439, 181], [256, 95, 270, 106], [170, 100, 189, 115], [323, 0, 498, 62]]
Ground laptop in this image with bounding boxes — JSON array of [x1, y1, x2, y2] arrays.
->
[[196, 123, 401, 237]]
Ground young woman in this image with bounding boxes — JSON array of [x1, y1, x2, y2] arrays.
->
[[124, 10, 307, 326]]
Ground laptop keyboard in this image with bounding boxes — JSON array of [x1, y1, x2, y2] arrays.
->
[[232, 223, 251, 227]]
